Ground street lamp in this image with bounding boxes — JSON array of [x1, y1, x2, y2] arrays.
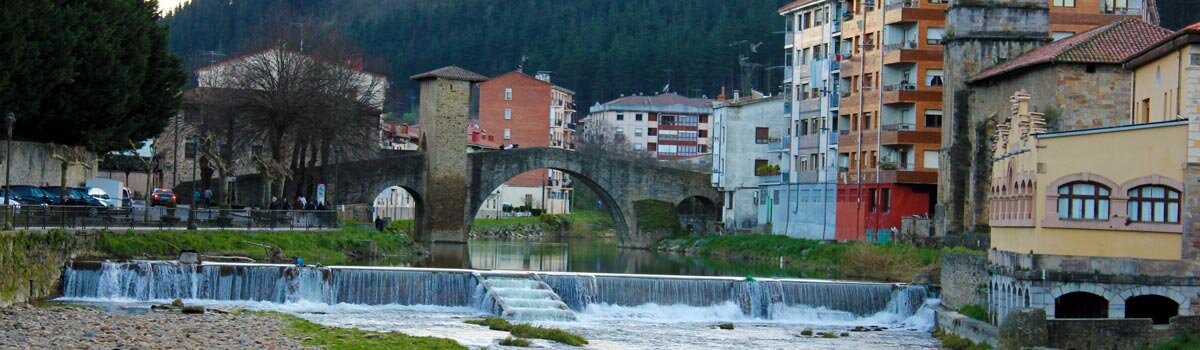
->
[[187, 134, 199, 230], [4, 112, 14, 230]]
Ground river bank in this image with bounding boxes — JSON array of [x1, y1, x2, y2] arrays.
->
[[1, 303, 466, 349], [657, 234, 957, 283]]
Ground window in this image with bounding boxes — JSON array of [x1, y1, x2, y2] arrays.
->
[[926, 28, 944, 45], [868, 189, 877, 212], [1103, 0, 1139, 14], [801, 48, 810, 65], [801, 83, 811, 99], [926, 69, 944, 87], [1053, 0, 1074, 7], [635, 113, 644, 121], [616, 113, 624, 121], [922, 150, 939, 169], [634, 128, 643, 137], [504, 88, 513, 100], [615, 127, 624, 138], [635, 143, 644, 150], [698, 130, 707, 138], [503, 128, 511, 140], [1057, 182, 1110, 220], [864, 112, 874, 130], [755, 127, 770, 144], [1127, 186, 1181, 224], [1052, 32, 1075, 41], [880, 188, 891, 212], [504, 109, 512, 120], [864, 73, 874, 90], [1192, 54, 1200, 66], [925, 109, 943, 128]]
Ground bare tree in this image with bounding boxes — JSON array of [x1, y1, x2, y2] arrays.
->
[[574, 118, 655, 162], [49, 143, 91, 200], [200, 20, 386, 206]]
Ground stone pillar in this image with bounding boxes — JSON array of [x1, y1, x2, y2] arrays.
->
[[937, 0, 1049, 236], [410, 67, 488, 243], [998, 308, 1048, 350], [1183, 116, 1200, 260]]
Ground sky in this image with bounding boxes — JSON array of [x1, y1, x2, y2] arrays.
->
[[157, 0, 188, 14]]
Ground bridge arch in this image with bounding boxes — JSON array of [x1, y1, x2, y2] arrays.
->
[[470, 148, 719, 246]]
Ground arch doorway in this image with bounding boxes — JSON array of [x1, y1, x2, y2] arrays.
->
[[1055, 291, 1109, 319], [1126, 295, 1178, 325]]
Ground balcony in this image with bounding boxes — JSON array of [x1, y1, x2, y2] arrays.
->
[[785, 32, 795, 47], [828, 131, 840, 145], [794, 171, 820, 183], [784, 101, 792, 115], [883, 40, 918, 52], [768, 138, 791, 152], [884, 0, 918, 9], [882, 83, 916, 92], [881, 123, 916, 131], [757, 172, 789, 184], [1101, 6, 1142, 15]]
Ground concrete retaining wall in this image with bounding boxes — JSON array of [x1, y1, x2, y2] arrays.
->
[[0, 231, 90, 307], [937, 309, 998, 347], [1, 141, 97, 188]]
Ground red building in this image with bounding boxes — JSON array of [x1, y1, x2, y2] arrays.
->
[[478, 71, 575, 213]]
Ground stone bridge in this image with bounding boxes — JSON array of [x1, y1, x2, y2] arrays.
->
[[235, 67, 719, 247]]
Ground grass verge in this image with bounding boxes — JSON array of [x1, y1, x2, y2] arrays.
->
[[465, 317, 587, 346], [933, 328, 993, 350], [1140, 335, 1200, 350], [91, 225, 415, 265], [247, 311, 466, 350], [658, 234, 952, 282]]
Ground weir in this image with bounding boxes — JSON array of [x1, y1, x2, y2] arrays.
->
[[61, 261, 931, 323]]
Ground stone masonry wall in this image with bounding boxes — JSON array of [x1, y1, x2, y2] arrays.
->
[[0, 231, 91, 307], [938, 0, 1049, 236], [1053, 64, 1132, 130], [942, 252, 990, 310], [1181, 64, 1200, 260], [0, 141, 97, 189]]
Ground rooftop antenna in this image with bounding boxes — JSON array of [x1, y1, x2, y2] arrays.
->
[[663, 69, 673, 93], [518, 55, 528, 72], [291, 21, 310, 52]]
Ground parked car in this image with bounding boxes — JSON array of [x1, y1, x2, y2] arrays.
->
[[0, 191, 21, 212], [8, 185, 57, 205], [70, 187, 108, 207], [42, 186, 87, 206], [150, 188, 176, 207]]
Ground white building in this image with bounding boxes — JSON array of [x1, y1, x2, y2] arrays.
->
[[582, 93, 714, 159], [712, 95, 787, 230]]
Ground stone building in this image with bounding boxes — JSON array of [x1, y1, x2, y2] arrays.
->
[[478, 71, 576, 214], [711, 95, 786, 232], [987, 90, 1200, 326], [967, 18, 1171, 131], [936, 0, 1143, 237]]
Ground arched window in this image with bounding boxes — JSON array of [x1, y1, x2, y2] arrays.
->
[[1057, 182, 1110, 220], [1127, 185, 1181, 224]]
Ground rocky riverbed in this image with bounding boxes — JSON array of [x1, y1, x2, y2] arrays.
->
[[0, 304, 315, 350]]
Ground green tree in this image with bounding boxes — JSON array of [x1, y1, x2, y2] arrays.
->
[[0, 0, 186, 153]]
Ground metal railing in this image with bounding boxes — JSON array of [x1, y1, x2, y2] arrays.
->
[[883, 40, 918, 51], [838, 129, 852, 136], [878, 163, 916, 171], [1101, 6, 1141, 15], [0, 205, 339, 230], [769, 138, 791, 152], [882, 123, 917, 131], [885, 0, 919, 9], [883, 83, 917, 91]]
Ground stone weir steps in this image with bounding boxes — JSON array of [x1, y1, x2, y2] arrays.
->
[[475, 274, 576, 321]]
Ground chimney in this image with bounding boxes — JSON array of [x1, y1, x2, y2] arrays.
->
[[717, 86, 727, 102], [535, 71, 551, 82], [733, 90, 740, 100]]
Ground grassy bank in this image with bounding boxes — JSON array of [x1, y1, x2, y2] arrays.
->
[[91, 226, 416, 265], [658, 234, 953, 282], [252, 311, 466, 350]]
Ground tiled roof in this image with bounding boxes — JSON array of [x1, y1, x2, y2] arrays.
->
[[969, 18, 1172, 83], [601, 92, 713, 109], [410, 66, 489, 82], [1123, 19, 1200, 69]]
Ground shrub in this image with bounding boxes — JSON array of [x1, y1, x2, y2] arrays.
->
[[499, 337, 530, 347], [958, 304, 989, 322], [1142, 335, 1200, 350], [717, 323, 734, 330], [800, 329, 813, 336], [464, 318, 587, 346]]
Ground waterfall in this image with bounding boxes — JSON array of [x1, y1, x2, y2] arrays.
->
[[61, 261, 932, 325]]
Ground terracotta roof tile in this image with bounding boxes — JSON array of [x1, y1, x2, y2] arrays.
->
[[601, 92, 713, 109], [969, 18, 1172, 83], [410, 66, 488, 82], [779, 0, 823, 13]]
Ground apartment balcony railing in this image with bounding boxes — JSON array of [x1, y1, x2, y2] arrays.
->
[[881, 123, 917, 131], [885, 0, 919, 9], [883, 40, 918, 51], [756, 172, 789, 184], [829, 94, 840, 108], [784, 101, 792, 115], [832, 20, 842, 33], [838, 129, 852, 136], [883, 83, 917, 91], [785, 32, 795, 46], [1101, 6, 1141, 15], [769, 138, 791, 152], [878, 162, 916, 171], [840, 90, 853, 98], [828, 131, 840, 145], [784, 66, 794, 79]]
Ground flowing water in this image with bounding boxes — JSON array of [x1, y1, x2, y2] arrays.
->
[[58, 260, 940, 349]]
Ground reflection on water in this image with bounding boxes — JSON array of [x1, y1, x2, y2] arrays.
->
[[403, 237, 837, 278]]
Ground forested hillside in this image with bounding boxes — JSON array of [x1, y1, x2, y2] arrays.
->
[[164, 0, 787, 115]]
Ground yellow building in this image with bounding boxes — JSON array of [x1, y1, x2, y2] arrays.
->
[[983, 22, 1200, 325]]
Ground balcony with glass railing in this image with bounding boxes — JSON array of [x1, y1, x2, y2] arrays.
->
[[1101, 2, 1141, 15], [884, 0, 919, 9], [768, 137, 790, 152]]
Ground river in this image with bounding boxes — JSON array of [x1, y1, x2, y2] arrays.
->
[[56, 237, 941, 349]]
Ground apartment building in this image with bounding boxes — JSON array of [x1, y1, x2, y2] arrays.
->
[[776, 0, 843, 239], [711, 95, 786, 232], [832, 0, 1140, 241], [583, 93, 714, 159], [478, 71, 576, 214]]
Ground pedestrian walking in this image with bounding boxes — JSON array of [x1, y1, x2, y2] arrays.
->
[[203, 188, 213, 207]]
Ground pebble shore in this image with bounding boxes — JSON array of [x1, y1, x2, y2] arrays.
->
[[0, 304, 316, 350]]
